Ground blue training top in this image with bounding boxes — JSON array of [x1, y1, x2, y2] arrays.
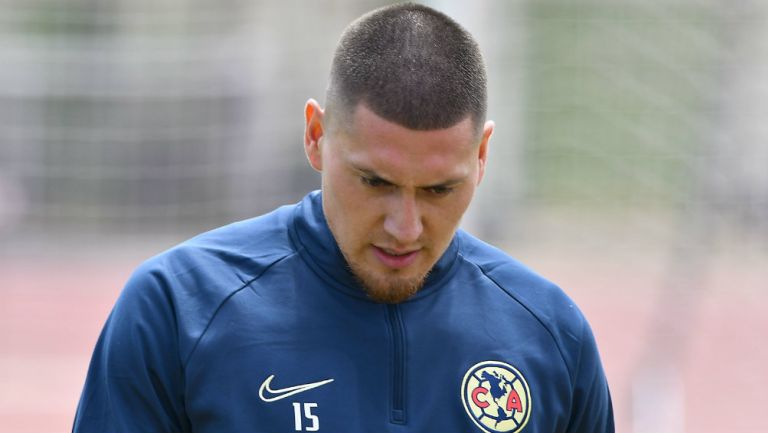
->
[[73, 191, 614, 433]]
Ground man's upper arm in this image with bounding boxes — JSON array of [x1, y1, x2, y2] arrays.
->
[[566, 318, 615, 433], [73, 262, 190, 433]]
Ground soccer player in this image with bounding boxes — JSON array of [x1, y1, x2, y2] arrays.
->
[[73, 3, 614, 433]]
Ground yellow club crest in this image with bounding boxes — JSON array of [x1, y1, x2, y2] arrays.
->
[[461, 361, 532, 433]]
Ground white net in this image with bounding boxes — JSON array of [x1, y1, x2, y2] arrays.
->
[[1, 0, 765, 245], [1, 1, 767, 432]]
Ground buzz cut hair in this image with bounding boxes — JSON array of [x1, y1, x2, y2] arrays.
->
[[325, 2, 487, 132]]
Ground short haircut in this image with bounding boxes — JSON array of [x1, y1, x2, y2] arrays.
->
[[325, 2, 487, 132]]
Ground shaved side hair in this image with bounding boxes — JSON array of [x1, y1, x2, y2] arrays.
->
[[325, 2, 487, 132]]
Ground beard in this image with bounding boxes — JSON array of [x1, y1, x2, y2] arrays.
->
[[344, 254, 429, 304]]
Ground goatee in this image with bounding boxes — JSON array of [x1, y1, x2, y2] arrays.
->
[[345, 257, 429, 304]]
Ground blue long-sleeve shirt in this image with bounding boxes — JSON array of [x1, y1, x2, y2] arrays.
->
[[73, 191, 614, 433]]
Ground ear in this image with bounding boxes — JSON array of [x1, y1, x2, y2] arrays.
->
[[304, 99, 325, 172], [476, 120, 494, 185]]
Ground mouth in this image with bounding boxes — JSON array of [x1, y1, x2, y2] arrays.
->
[[372, 246, 420, 269]]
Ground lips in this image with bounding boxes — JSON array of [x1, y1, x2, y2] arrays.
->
[[372, 246, 420, 269]]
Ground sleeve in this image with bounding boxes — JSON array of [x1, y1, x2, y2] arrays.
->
[[72, 261, 191, 433], [565, 318, 615, 433]]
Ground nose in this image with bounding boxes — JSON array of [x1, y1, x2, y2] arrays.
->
[[383, 191, 423, 245]]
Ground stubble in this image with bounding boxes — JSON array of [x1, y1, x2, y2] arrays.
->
[[345, 254, 429, 304]]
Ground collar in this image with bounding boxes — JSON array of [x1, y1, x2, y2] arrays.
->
[[289, 191, 460, 302]]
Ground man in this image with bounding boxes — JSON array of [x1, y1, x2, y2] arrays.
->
[[73, 3, 614, 433]]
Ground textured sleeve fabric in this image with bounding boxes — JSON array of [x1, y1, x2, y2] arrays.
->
[[566, 318, 615, 433], [72, 261, 191, 433]]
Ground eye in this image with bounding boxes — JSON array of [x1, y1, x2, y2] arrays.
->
[[426, 185, 454, 196], [360, 176, 388, 188]]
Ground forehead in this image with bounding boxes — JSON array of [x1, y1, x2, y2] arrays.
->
[[333, 103, 479, 181]]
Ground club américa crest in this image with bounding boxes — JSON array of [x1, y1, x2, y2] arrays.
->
[[461, 361, 532, 433]]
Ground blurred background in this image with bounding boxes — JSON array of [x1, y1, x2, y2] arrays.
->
[[1, 0, 766, 432]]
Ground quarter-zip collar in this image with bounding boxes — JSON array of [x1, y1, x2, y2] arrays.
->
[[289, 191, 460, 301]]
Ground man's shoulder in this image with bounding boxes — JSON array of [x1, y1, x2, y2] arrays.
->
[[457, 230, 571, 309], [122, 202, 299, 320], [148, 202, 297, 282], [114, 203, 300, 363], [456, 231, 588, 362]]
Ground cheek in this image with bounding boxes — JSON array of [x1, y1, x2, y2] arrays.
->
[[429, 208, 463, 241], [325, 177, 377, 244], [431, 189, 475, 225]]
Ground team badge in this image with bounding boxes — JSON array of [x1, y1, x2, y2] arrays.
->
[[461, 360, 532, 433]]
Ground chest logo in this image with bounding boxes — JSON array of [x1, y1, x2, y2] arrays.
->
[[258, 375, 334, 403], [461, 361, 532, 433]]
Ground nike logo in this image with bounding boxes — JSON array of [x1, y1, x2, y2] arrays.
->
[[258, 374, 334, 402]]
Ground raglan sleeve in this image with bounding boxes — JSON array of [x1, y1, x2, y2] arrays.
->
[[72, 260, 191, 433], [565, 317, 615, 433]]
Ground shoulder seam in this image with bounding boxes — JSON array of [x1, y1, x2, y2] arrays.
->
[[563, 319, 592, 432], [460, 253, 576, 380], [571, 314, 588, 395], [182, 252, 296, 368]]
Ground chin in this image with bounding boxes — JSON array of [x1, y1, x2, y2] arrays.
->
[[363, 277, 423, 304], [350, 263, 429, 304]]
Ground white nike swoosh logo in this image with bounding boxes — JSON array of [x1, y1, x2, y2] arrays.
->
[[258, 374, 334, 402]]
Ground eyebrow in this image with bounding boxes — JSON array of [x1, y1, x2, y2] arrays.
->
[[352, 164, 466, 189]]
